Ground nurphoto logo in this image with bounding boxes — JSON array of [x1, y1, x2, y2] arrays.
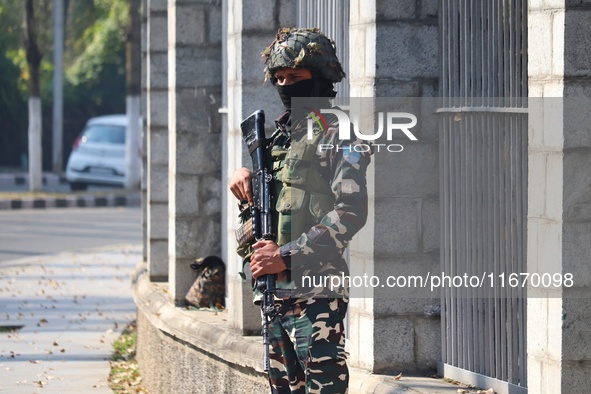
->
[[305, 107, 419, 153]]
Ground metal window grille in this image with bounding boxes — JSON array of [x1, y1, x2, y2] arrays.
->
[[297, 0, 350, 98], [439, 1, 528, 393]]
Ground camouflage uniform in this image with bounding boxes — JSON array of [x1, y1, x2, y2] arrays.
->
[[259, 28, 370, 393]]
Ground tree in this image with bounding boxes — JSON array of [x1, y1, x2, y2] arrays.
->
[[24, 0, 51, 191], [125, 0, 141, 189], [0, 1, 27, 167], [0, 0, 129, 174]]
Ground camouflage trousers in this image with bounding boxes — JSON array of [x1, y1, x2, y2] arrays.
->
[[267, 297, 348, 394]]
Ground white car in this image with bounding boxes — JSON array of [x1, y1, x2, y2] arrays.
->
[[65, 115, 140, 191]]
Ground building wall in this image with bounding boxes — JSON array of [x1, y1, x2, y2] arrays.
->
[[528, 0, 591, 392], [348, 0, 440, 374], [146, 0, 169, 282], [167, 0, 223, 303], [138, 0, 591, 392], [224, 0, 297, 334]]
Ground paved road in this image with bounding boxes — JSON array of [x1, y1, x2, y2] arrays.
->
[[0, 208, 142, 393], [0, 208, 142, 263]]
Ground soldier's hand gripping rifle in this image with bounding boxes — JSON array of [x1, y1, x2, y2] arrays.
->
[[239, 110, 277, 372]]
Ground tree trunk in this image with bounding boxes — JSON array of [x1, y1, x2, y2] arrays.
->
[[125, 0, 142, 189], [25, 0, 43, 191], [52, 0, 64, 173]]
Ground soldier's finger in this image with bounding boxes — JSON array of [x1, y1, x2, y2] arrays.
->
[[252, 239, 271, 249], [243, 184, 254, 205]]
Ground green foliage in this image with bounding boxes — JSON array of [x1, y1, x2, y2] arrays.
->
[[0, 0, 129, 169], [66, 0, 127, 86], [0, 1, 27, 166]]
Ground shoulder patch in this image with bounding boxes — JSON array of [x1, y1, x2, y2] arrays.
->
[[343, 149, 361, 165]]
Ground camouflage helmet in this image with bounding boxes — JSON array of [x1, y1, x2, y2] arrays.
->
[[261, 28, 345, 83]]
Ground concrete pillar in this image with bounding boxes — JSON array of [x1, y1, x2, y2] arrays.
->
[[146, 0, 169, 281], [168, 0, 222, 303], [348, 0, 440, 373], [528, 1, 591, 392], [224, 0, 296, 334]]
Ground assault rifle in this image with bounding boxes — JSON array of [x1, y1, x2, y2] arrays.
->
[[239, 110, 277, 372]]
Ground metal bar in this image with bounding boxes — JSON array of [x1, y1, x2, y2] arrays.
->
[[441, 115, 449, 364], [462, 0, 468, 100], [521, 0, 528, 97], [439, 363, 529, 394], [442, 0, 448, 100], [455, 118, 463, 369], [520, 115, 528, 386], [468, 114, 477, 373], [499, 117, 508, 382], [464, 115, 472, 372], [504, 115, 513, 383], [492, 113, 501, 380], [452, 0, 460, 101], [515, 0, 527, 99], [446, 113, 454, 365], [487, 0, 493, 100], [436, 106, 529, 113], [474, 0, 482, 98], [486, 113, 495, 378]]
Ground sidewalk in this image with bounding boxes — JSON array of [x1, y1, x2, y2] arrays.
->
[[0, 172, 141, 210], [0, 244, 141, 393]]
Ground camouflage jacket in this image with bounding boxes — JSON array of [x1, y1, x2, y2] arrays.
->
[[271, 109, 371, 299]]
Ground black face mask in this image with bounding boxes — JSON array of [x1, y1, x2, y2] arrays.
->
[[276, 79, 315, 109]]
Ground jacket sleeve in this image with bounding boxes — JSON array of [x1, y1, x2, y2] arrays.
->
[[279, 126, 371, 270]]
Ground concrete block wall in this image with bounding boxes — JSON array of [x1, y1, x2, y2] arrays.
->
[[146, 0, 169, 281], [167, 0, 222, 303], [349, 0, 440, 374], [561, 2, 591, 391], [528, 0, 591, 392], [224, 0, 296, 334]]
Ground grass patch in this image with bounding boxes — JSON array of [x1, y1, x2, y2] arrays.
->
[[109, 321, 149, 394]]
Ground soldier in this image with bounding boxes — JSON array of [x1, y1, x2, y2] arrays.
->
[[230, 28, 371, 393]]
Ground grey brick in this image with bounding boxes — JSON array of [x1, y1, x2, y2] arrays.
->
[[149, 202, 169, 239], [278, 0, 298, 28], [373, 317, 415, 371], [148, 90, 169, 128], [376, 24, 438, 80], [374, 141, 439, 197], [242, 0, 276, 30], [148, 128, 169, 166], [173, 47, 222, 88], [148, 52, 168, 89], [421, 197, 439, 253], [148, 15, 168, 52], [374, 198, 420, 256], [377, 0, 416, 20], [420, 0, 438, 18], [174, 5, 206, 46]]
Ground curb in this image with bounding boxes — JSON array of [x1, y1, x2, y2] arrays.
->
[[0, 172, 67, 187], [0, 193, 141, 210]]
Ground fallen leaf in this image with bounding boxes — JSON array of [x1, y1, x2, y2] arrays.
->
[[394, 372, 402, 380], [33, 380, 46, 387]]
